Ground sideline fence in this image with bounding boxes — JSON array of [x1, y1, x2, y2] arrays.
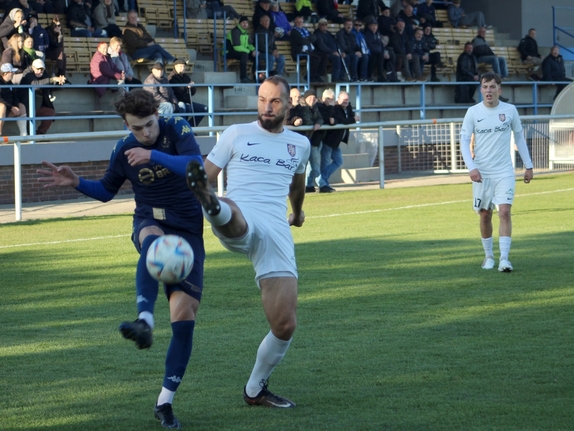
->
[[5, 115, 574, 222]]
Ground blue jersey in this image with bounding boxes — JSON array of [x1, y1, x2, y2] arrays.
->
[[101, 117, 203, 234]]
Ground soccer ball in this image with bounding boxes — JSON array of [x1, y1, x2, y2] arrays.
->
[[146, 235, 194, 284]]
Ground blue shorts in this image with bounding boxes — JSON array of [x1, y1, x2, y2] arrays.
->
[[132, 216, 205, 302]]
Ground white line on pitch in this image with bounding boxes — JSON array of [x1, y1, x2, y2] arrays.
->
[[1, 188, 572, 249]]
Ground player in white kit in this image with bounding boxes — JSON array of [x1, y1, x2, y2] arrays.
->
[[460, 72, 534, 272], [186, 76, 310, 407]]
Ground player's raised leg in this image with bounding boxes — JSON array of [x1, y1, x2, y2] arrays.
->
[[243, 276, 297, 408]]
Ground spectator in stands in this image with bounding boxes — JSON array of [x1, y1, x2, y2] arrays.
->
[[22, 33, 43, 64], [253, 0, 275, 33], [390, 0, 407, 19], [206, 0, 239, 20], [167, 58, 208, 127], [108, 36, 142, 89], [455, 42, 478, 103], [351, 20, 370, 81], [299, 89, 323, 192], [144, 62, 182, 116], [0, 8, 26, 49], [422, 24, 442, 82], [8, 0, 53, 15], [320, 90, 358, 193], [2, 34, 29, 84], [517, 28, 542, 77], [94, 0, 123, 38], [286, 87, 310, 129], [27, 13, 48, 52], [255, 15, 286, 77], [377, 4, 395, 38], [314, 18, 344, 82], [410, 27, 427, 81], [0, 63, 28, 136], [295, 0, 313, 23], [89, 41, 125, 97], [68, 0, 107, 37], [122, 10, 176, 64], [542, 46, 572, 101], [45, 16, 67, 76], [397, 4, 417, 37], [336, 19, 360, 81], [290, 15, 324, 82], [447, 0, 489, 29], [225, 16, 257, 83], [417, 0, 440, 28], [316, 0, 346, 24], [186, 0, 207, 19], [270, 1, 292, 40], [5, 0, 33, 19], [356, 0, 378, 22], [18, 58, 65, 134], [472, 26, 508, 79], [390, 18, 413, 82], [363, 17, 394, 82]]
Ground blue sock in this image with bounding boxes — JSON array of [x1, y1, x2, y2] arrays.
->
[[163, 320, 195, 391], [136, 235, 160, 315]]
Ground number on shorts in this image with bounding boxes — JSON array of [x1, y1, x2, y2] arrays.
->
[[474, 198, 482, 208]]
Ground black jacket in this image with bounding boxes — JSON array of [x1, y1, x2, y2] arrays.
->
[[456, 51, 478, 82], [67, 1, 95, 29], [356, 0, 378, 20], [311, 101, 333, 146], [314, 29, 339, 55], [0, 75, 20, 111], [363, 27, 385, 54], [517, 35, 540, 61], [167, 70, 197, 104], [390, 29, 411, 55], [542, 54, 566, 81], [18, 66, 56, 112], [255, 26, 277, 55], [324, 103, 356, 148], [336, 28, 359, 55], [289, 26, 316, 61]]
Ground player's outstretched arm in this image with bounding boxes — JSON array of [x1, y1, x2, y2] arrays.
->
[[288, 172, 306, 227], [37, 161, 80, 188]]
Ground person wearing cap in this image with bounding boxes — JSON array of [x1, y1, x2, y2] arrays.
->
[[299, 88, 323, 192], [168, 58, 208, 127], [144, 62, 179, 116], [255, 14, 285, 77], [122, 10, 176, 64], [316, 0, 346, 24], [0, 63, 28, 136], [0, 8, 27, 50], [363, 17, 395, 82], [18, 58, 64, 134], [226, 16, 257, 83], [396, 3, 417, 38], [89, 41, 125, 97], [109, 36, 142, 90], [336, 18, 360, 81], [351, 20, 370, 81], [314, 18, 344, 82]]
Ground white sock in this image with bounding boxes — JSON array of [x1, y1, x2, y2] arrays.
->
[[157, 387, 175, 406], [481, 237, 493, 258], [138, 311, 154, 329], [16, 119, 27, 136], [499, 236, 511, 261], [202, 200, 232, 226], [245, 331, 292, 398]]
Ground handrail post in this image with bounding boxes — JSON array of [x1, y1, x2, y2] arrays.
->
[[14, 140, 22, 221], [378, 125, 385, 189], [450, 122, 456, 171]]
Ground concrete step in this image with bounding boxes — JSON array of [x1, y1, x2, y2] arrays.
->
[[342, 153, 370, 169], [193, 70, 235, 84], [341, 167, 380, 184], [225, 95, 259, 109]]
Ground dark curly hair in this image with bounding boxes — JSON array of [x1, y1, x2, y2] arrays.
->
[[113, 89, 159, 121]]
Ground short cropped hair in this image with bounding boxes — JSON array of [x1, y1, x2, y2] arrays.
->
[[480, 72, 502, 85], [263, 76, 290, 99], [113, 89, 159, 120]]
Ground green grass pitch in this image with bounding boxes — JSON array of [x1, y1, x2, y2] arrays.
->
[[1, 172, 573, 431]]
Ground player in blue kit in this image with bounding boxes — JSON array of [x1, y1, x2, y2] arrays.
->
[[37, 89, 204, 429], [186, 76, 310, 408], [460, 72, 533, 273]]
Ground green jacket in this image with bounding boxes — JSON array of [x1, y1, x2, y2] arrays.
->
[[296, 0, 312, 10], [226, 25, 254, 54]]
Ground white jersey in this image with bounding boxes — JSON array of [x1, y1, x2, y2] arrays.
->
[[461, 101, 522, 179], [207, 121, 311, 217]]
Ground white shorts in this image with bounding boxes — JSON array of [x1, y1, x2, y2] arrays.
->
[[472, 176, 515, 212], [212, 204, 298, 287]]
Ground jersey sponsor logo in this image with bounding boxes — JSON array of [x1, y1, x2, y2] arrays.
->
[[287, 144, 296, 156], [138, 165, 172, 184], [499, 114, 506, 122], [240, 153, 271, 164], [276, 157, 300, 171], [181, 125, 192, 135], [161, 136, 170, 149], [247, 142, 262, 146], [476, 128, 492, 134]]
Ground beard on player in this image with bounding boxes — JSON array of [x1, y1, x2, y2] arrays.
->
[[258, 112, 285, 132]]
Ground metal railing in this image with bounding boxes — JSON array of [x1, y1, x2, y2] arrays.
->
[[5, 114, 574, 222]]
